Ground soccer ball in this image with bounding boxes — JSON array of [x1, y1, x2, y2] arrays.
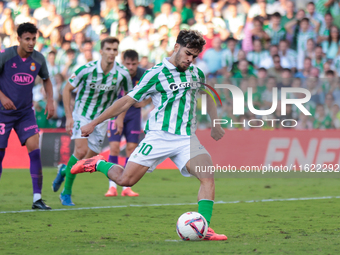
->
[[176, 212, 208, 241]]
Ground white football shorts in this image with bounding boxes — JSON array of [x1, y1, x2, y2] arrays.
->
[[71, 112, 108, 153], [128, 130, 210, 177]]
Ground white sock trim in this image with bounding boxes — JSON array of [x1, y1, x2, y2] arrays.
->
[[96, 160, 104, 167], [109, 180, 117, 188], [33, 193, 41, 203], [198, 199, 214, 202]]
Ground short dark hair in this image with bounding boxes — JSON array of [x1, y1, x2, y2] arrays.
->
[[66, 48, 76, 55], [258, 67, 267, 72], [301, 17, 310, 23], [272, 12, 281, 19], [326, 70, 335, 76], [176, 29, 206, 52], [48, 51, 56, 56], [17, 22, 38, 37], [282, 68, 292, 73], [123, 49, 139, 61], [84, 39, 93, 45], [226, 37, 237, 43], [101, 37, 119, 49]]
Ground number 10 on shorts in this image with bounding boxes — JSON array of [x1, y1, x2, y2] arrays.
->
[[138, 143, 153, 156]]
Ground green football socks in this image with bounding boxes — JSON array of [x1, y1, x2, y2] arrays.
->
[[198, 199, 214, 226], [96, 161, 115, 178], [61, 154, 78, 195]]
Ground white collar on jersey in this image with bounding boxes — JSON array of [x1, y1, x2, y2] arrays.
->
[[163, 57, 177, 70], [97, 58, 117, 74]]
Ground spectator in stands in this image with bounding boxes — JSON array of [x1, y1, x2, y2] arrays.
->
[[14, 4, 36, 25], [119, 32, 149, 58], [46, 50, 60, 81], [153, 2, 173, 29], [38, 4, 63, 38], [323, 25, 340, 60], [221, 38, 239, 72], [197, 0, 214, 13], [85, 15, 106, 42], [76, 40, 100, 67], [205, 7, 227, 31], [33, 0, 51, 22], [295, 57, 312, 79], [280, 1, 295, 27], [296, 112, 313, 129], [218, 0, 250, 18], [247, 39, 270, 68], [264, 12, 286, 46], [0, 7, 12, 28], [61, 48, 77, 79], [7, 0, 23, 19], [312, 45, 326, 73], [331, 103, 340, 128], [69, 13, 91, 35], [317, 13, 333, 45], [247, 0, 269, 22], [250, 16, 270, 48], [324, 93, 334, 116], [190, 12, 207, 35], [305, 1, 324, 31], [62, 0, 89, 25], [232, 59, 257, 87], [257, 67, 268, 92], [306, 75, 322, 104], [172, 0, 194, 25], [267, 54, 284, 81], [2, 18, 17, 48], [149, 36, 169, 64], [128, 6, 152, 34], [101, 0, 120, 29], [203, 37, 225, 79], [110, 16, 129, 42], [296, 18, 318, 56], [201, 22, 220, 57], [224, 4, 245, 40], [259, 44, 290, 69], [278, 39, 297, 71], [261, 76, 277, 109], [313, 104, 332, 129]]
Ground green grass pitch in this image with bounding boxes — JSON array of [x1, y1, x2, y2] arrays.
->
[[1, 168, 340, 254]]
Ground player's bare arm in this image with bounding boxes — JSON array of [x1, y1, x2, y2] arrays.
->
[[205, 92, 225, 141], [81, 95, 136, 137], [63, 82, 76, 136], [0, 89, 16, 110], [133, 97, 152, 108], [42, 77, 55, 119]]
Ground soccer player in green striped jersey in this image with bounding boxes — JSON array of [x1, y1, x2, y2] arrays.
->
[[72, 30, 228, 240], [52, 37, 133, 206]]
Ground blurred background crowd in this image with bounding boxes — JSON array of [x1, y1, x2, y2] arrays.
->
[[1, 0, 340, 130]]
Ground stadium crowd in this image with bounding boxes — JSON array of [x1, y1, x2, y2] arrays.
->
[[1, 0, 340, 130]]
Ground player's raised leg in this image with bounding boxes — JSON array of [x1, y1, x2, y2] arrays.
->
[[71, 155, 149, 188], [186, 154, 227, 241], [26, 133, 51, 210]]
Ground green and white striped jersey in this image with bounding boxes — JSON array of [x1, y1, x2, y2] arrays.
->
[[246, 50, 270, 67], [264, 24, 286, 45], [128, 58, 205, 136], [69, 59, 133, 120]]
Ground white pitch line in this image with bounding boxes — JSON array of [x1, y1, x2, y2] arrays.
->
[[1, 196, 339, 214]]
